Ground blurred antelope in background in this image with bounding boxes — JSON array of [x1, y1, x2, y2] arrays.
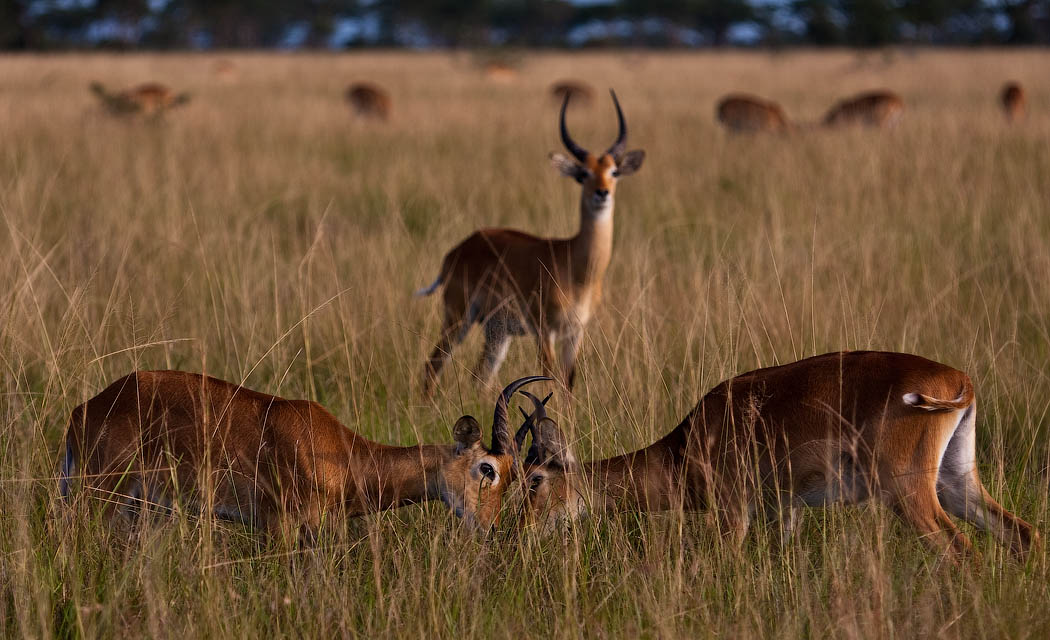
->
[[212, 59, 237, 81], [515, 351, 1038, 561], [483, 62, 519, 83], [90, 82, 191, 117], [1001, 82, 1026, 123], [346, 82, 392, 121], [417, 90, 645, 396], [59, 371, 550, 538], [551, 80, 595, 106], [716, 94, 791, 133], [822, 90, 903, 128]]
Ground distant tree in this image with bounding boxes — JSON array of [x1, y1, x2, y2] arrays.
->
[[0, 0, 32, 49], [622, 0, 756, 46], [841, 0, 900, 45], [489, 0, 575, 47], [1002, 0, 1050, 43], [794, 0, 844, 45]]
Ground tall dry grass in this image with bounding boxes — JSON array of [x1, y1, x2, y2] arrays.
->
[[1, 50, 1049, 638]]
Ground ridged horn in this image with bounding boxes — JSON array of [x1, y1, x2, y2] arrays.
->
[[559, 92, 589, 163], [491, 376, 551, 455], [605, 89, 627, 161]]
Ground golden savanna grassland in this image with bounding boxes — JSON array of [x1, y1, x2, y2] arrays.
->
[[1, 50, 1049, 638]]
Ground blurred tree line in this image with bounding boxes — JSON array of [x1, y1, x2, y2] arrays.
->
[[1, 0, 1047, 50]]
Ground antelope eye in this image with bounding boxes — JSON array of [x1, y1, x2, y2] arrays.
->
[[611, 170, 621, 178], [478, 463, 497, 481], [528, 474, 545, 491]]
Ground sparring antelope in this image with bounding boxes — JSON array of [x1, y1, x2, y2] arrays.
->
[[1001, 82, 1026, 123], [822, 90, 904, 128], [417, 90, 645, 396], [59, 370, 549, 538], [716, 94, 791, 134], [514, 351, 1038, 560], [551, 80, 595, 106], [346, 82, 392, 121], [90, 82, 191, 117]]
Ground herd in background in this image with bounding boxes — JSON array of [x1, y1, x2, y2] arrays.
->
[[716, 81, 1027, 133], [87, 58, 1029, 133], [64, 58, 1042, 564]]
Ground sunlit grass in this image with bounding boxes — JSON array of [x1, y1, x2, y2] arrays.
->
[[2, 49, 1049, 637]]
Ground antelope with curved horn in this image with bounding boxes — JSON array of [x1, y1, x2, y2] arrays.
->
[[822, 90, 903, 128], [417, 90, 645, 396], [1001, 82, 1026, 123], [346, 82, 392, 121], [90, 82, 191, 117], [515, 351, 1039, 560], [59, 371, 550, 538], [716, 94, 791, 134]]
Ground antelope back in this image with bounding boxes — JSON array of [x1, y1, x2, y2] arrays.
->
[[716, 94, 790, 133]]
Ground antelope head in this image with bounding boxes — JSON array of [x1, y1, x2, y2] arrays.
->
[[550, 89, 646, 219], [438, 375, 551, 529], [512, 390, 586, 529]]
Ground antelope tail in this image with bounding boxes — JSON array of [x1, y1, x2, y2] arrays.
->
[[902, 380, 974, 412], [414, 273, 444, 297], [59, 432, 74, 500]]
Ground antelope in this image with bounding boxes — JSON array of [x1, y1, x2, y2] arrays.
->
[[1001, 82, 1026, 123], [716, 94, 791, 134], [212, 59, 237, 81], [346, 82, 392, 121], [822, 90, 904, 128], [514, 351, 1039, 561], [416, 90, 645, 396], [551, 80, 595, 106], [90, 82, 190, 117], [484, 62, 519, 84], [59, 370, 550, 538]]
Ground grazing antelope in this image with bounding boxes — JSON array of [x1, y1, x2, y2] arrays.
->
[[716, 94, 791, 134], [59, 371, 550, 537], [90, 82, 191, 117], [1001, 82, 1026, 123], [551, 80, 595, 106], [346, 82, 392, 121], [212, 59, 237, 81], [822, 90, 904, 128], [515, 351, 1038, 560], [483, 62, 519, 84], [417, 90, 645, 396]]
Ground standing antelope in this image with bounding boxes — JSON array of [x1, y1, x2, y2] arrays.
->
[[515, 351, 1038, 560], [1001, 82, 1026, 123], [346, 82, 392, 121], [716, 94, 791, 134], [822, 90, 904, 128], [416, 90, 645, 396], [90, 82, 191, 117], [551, 80, 595, 106], [59, 371, 549, 537]]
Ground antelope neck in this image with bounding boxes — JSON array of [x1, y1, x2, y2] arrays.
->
[[569, 198, 615, 285]]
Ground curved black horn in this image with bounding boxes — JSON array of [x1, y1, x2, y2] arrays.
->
[[605, 89, 627, 161], [560, 92, 589, 163], [514, 390, 553, 451], [492, 376, 551, 455]]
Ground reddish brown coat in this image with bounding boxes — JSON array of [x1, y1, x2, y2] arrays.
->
[[520, 351, 1038, 560]]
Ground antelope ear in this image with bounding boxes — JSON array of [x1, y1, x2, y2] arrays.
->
[[615, 150, 645, 176], [549, 152, 590, 183], [453, 415, 482, 452]]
